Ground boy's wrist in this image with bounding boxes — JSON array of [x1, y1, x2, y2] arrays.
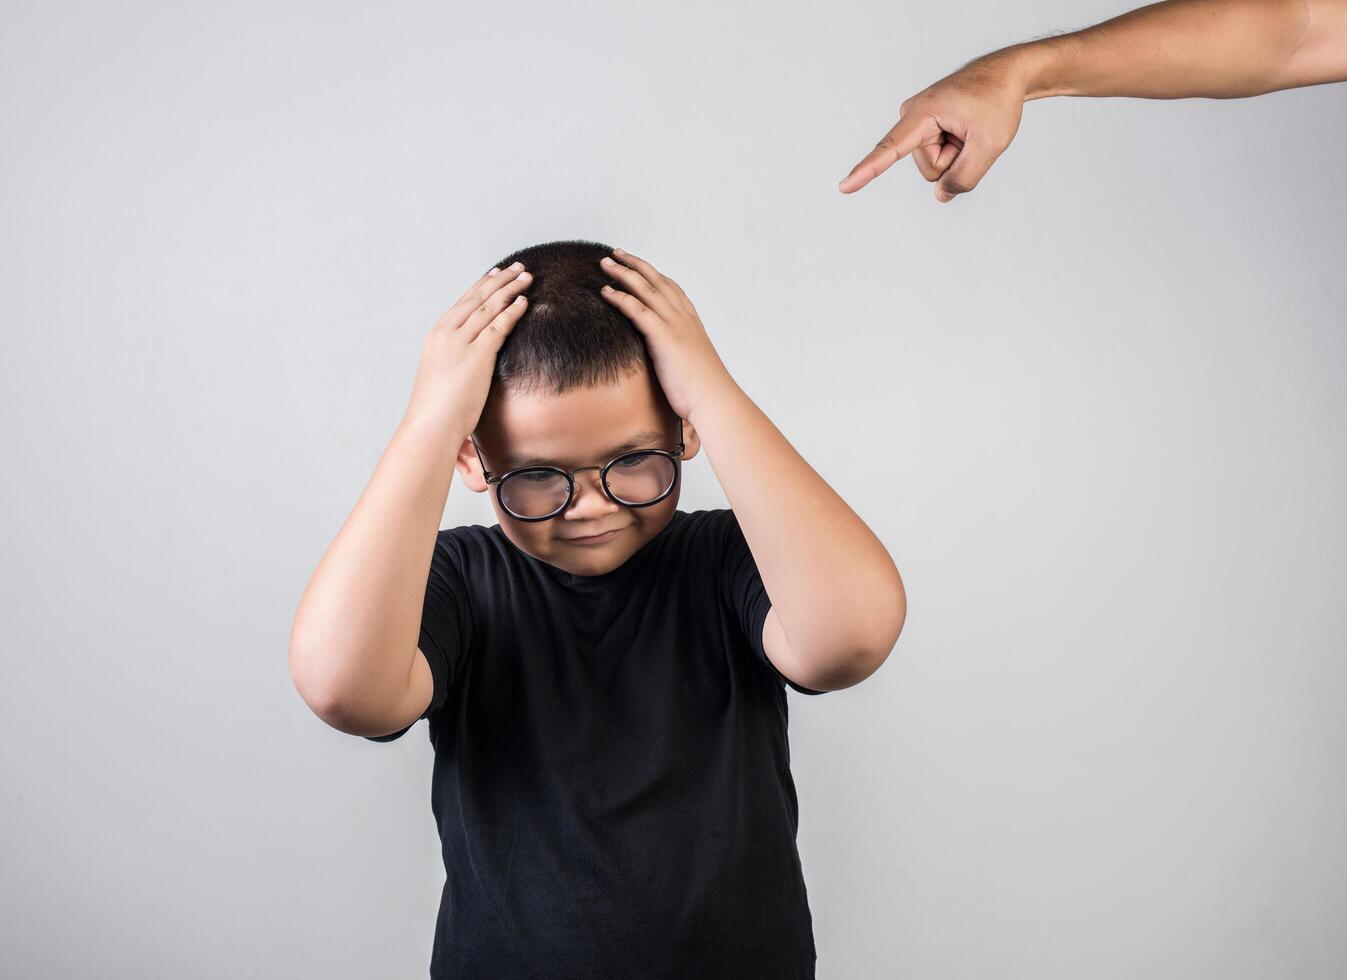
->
[[686, 372, 745, 431], [400, 399, 474, 450]]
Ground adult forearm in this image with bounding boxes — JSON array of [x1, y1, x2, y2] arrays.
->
[[288, 405, 466, 724], [1005, 0, 1343, 101]]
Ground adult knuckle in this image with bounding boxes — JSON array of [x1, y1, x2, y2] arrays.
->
[[902, 93, 933, 115]]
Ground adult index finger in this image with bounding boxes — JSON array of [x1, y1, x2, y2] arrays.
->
[[838, 111, 941, 194]]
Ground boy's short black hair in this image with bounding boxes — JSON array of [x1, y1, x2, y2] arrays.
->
[[486, 239, 652, 398]]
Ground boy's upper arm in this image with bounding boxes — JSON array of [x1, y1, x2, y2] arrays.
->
[[761, 605, 832, 695], [364, 531, 475, 744], [716, 507, 828, 696], [363, 645, 436, 742]]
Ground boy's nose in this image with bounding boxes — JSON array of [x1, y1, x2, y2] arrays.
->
[[568, 469, 620, 515]]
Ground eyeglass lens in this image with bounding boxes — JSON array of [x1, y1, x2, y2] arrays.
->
[[499, 452, 677, 519]]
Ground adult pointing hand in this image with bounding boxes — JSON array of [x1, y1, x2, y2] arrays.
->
[[839, 0, 1347, 202]]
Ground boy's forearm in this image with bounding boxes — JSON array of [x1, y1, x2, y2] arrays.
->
[[998, 0, 1339, 101], [688, 378, 906, 683], [288, 405, 465, 725]]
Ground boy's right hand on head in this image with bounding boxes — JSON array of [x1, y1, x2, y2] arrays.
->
[[405, 262, 532, 433]]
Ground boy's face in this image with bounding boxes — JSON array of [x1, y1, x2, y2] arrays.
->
[[455, 367, 702, 577]]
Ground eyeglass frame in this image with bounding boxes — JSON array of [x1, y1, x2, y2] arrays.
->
[[468, 418, 686, 522]]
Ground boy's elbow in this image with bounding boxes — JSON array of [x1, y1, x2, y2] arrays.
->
[[847, 624, 904, 686], [293, 673, 399, 737], [837, 586, 907, 687], [290, 652, 353, 730], [852, 578, 906, 671], [796, 603, 906, 691], [885, 586, 907, 657], [289, 643, 376, 734], [290, 640, 431, 738]]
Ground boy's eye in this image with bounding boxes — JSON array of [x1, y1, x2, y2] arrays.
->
[[615, 452, 655, 468]]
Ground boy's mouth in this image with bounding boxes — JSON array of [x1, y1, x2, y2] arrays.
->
[[562, 527, 624, 545]]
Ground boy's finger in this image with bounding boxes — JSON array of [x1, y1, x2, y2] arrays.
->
[[601, 253, 677, 321], [619, 249, 696, 315], [460, 265, 527, 311], [453, 265, 508, 307], [459, 269, 532, 336], [610, 249, 680, 297], [442, 266, 518, 329], [663, 275, 696, 314], [466, 292, 528, 346], [599, 284, 656, 331], [838, 112, 940, 193]]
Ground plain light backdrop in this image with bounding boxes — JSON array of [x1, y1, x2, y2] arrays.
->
[[2, 1, 1345, 977]]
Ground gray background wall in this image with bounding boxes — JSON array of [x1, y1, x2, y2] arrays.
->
[[3, 1, 1345, 977]]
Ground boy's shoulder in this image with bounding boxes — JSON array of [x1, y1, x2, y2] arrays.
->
[[667, 506, 751, 547]]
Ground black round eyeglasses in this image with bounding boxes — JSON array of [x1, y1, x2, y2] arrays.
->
[[469, 419, 686, 522]]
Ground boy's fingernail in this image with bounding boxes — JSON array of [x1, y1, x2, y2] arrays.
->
[[613, 247, 626, 255], [488, 267, 500, 274]]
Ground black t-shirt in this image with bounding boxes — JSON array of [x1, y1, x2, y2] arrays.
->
[[366, 507, 827, 979]]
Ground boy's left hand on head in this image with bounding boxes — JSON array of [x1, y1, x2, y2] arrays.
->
[[598, 249, 733, 420]]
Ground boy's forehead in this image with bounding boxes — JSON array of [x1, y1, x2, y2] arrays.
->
[[483, 378, 672, 467]]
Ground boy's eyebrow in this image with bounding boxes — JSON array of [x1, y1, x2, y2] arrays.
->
[[502, 429, 668, 469]]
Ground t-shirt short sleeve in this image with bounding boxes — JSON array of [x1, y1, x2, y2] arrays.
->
[[716, 508, 827, 696], [365, 531, 476, 741]]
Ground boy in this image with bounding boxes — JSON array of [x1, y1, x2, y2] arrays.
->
[[289, 239, 906, 979]]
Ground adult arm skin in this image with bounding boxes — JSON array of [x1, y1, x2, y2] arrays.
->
[[838, 0, 1347, 201]]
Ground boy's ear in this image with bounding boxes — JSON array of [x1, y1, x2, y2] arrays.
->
[[679, 417, 703, 463], [454, 435, 489, 493]]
